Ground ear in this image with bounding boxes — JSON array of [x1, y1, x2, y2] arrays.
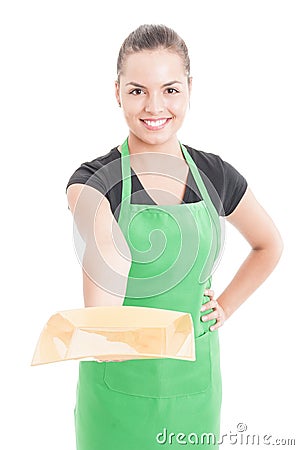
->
[[188, 76, 193, 95], [115, 80, 121, 106]]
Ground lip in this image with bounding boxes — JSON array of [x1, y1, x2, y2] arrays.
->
[[140, 117, 172, 131]]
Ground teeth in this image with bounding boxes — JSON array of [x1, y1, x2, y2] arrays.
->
[[144, 119, 168, 127]]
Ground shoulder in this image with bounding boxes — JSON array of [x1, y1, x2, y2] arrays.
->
[[183, 143, 229, 193], [184, 144, 227, 175], [183, 144, 248, 216], [65, 146, 121, 194], [67, 146, 120, 180]]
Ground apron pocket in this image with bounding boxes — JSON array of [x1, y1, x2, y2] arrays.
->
[[103, 331, 211, 398]]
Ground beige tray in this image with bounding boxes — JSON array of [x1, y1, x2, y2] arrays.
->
[[31, 305, 195, 365]]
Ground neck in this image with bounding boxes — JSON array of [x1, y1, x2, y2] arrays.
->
[[126, 133, 184, 159]]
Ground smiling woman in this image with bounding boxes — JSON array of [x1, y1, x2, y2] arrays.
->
[[66, 23, 283, 450]]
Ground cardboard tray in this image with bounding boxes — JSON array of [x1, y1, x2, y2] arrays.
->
[[31, 305, 195, 365]]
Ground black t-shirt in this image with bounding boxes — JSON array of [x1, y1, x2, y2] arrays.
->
[[66, 144, 248, 221]]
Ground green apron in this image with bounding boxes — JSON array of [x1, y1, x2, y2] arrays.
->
[[74, 138, 222, 449]]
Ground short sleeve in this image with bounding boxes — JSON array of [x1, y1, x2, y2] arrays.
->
[[66, 160, 107, 195], [185, 146, 248, 217], [221, 158, 248, 216]]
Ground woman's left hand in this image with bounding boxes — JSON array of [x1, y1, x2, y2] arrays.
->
[[200, 289, 227, 331]]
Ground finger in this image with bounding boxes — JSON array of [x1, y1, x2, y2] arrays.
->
[[201, 309, 220, 323], [210, 309, 226, 331], [210, 320, 222, 331], [101, 358, 133, 362], [204, 289, 214, 298], [96, 359, 122, 362], [200, 299, 218, 312]]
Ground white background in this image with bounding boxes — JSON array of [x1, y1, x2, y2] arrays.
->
[[1, 1, 298, 449]]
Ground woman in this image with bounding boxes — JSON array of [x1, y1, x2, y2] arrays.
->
[[66, 24, 283, 450]]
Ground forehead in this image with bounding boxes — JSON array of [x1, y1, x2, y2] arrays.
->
[[121, 49, 186, 83]]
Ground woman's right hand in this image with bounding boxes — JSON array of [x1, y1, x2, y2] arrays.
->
[[96, 356, 138, 363]]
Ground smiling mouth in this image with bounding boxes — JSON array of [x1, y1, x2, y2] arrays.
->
[[140, 117, 172, 130]]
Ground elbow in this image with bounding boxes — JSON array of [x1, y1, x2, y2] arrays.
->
[[272, 226, 284, 262], [275, 233, 284, 263], [271, 235, 284, 273], [254, 229, 284, 266], [269, 239, 284, 270]]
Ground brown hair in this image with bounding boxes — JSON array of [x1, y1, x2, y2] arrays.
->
[[116, 24, 191, 82]]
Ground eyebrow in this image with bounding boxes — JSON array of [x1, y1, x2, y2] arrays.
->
[[125, 80, 183, 88]]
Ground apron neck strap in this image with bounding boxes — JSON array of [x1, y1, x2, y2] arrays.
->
[[120, 137, 132, 207], [120, 136, 217, 216]]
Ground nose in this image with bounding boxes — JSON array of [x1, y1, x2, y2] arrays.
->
[[144, 92, 164, 115]]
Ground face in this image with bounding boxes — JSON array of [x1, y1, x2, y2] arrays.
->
[[115, 49, 192, 149]]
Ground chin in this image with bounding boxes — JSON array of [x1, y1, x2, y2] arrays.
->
[[132, 130, 177, 147]]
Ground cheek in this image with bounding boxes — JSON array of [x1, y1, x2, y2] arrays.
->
[[122, 97, 145, 115], [167, 97, 189, 116], [123, 107, 140, 126], [123, 106, 137, 121]]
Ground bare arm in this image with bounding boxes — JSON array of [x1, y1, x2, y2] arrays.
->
[[201, 187, 284, 327], [67, 183, 132, 307]]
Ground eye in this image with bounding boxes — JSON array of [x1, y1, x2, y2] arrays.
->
[[165, 87, 179, 94], [129, 88, 145, 95]]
